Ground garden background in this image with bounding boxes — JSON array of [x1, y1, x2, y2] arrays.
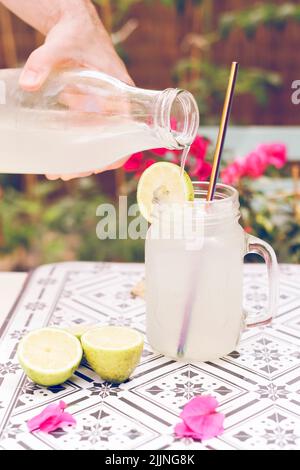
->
[[0, 0, 299, 270]]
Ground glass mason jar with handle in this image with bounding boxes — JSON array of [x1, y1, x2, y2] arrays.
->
[[145, 182, 279, 362], [0, 69, 199, 174]]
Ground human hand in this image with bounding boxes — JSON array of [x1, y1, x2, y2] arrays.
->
[[17, 0, 134, 180]]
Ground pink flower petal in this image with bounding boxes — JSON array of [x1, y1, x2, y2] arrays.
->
[[39, 415, 64, 433], [244, 150, 268, 179], [59, 412, 77, 426], [180, 395, 219, 419], [221, 159, 245, 185], [27, 401, 76, 434], [124, 152, 144, 172], [175, 395, 224, 441], [174, 422, 202, 440], [27, 401, 66, 432], [151, 148, 169, 156], [190, 135, 210, 160], [257, 143, 287, 169], [184, 412, 225, 440]]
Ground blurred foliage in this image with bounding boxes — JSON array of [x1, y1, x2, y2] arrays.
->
[[239, 177, 300, 263], [1, 167, 300, 270], [220, 3, 300, 39], [0, 1, 298, 270], [94, 0, 289, 124], [93, 0, 142, 24], [174, 61, 281, 119], [0, 177, 144, 271], [173, 2, 293, 123]]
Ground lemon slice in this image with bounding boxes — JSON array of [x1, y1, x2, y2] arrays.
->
[[18, 328, 83, 386], [81, 326, 144, 384], [137, 162, 194, 222]]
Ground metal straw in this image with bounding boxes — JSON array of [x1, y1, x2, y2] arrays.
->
[[206, 61, 239, 201], [176, 61, 239, 358]]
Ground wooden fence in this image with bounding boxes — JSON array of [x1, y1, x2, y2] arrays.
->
[[0, 1, 299, 125]]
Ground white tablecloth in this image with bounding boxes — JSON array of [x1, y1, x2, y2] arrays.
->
[[0, 273, 27, 327], [0, 262, 300, 450]]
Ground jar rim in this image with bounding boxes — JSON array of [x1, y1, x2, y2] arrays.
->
[[152, 182, 240, 225], [191, 181, 239, 205]]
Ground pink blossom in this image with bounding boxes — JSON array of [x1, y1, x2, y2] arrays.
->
[[190, 135, 210, 160], [243, 150, 268, 179], [175, 395, 224, 441], [151, 148, 170, 156], [142, 158, 156, 171], [175, 422, 202, 440], [124, 152, 156, 177], [257, 143, 287, 169], [221, 160, 245, 185], [27, 401, 76, 434], [195, 160, 212, 181], [124, 152, 143, 172]]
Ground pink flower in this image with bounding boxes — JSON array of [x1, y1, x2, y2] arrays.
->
[[124, 152, 143, 172], [151, 148, 170, 156], [27, 401, 76, 434], [221, 160, 245, 185], [190, 135, 210, 160], [257, 143, 287, 169], [193, 160, 212, 181], [243, 150, 268, 179], [142, 158, 156, 171], [175, 395, 224, 441]]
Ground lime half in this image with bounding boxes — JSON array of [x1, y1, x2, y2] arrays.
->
[[81, 326, 144, 384], [18, 328, 83, 386], [137, 162, 194, 222], [65, 324, 98, 340]]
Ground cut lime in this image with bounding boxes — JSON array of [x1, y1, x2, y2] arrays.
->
[[18, 328, 83, 386], [65, 324, 98, 340], [137, 162, 194, 222], [81, 326, 144, 384]]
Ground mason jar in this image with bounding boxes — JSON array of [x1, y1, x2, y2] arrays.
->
[[145, 182, 279, 362]]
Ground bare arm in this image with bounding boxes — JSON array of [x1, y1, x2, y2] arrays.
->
[[1, 0, 134, 179], [1, 0, 133, 89], [1, 0, 62, 34]]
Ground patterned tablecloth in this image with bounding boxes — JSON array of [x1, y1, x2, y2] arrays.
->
[[0, 262, 300, 451]]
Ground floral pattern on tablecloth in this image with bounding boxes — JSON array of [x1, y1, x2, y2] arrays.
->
[[0, 262, 300, 450]]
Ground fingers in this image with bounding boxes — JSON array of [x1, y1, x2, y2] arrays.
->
[[46, 158, 128, 181], [46, 172, 93, 181], [19, 43, 62, 91], [94, 157, 129, 173]]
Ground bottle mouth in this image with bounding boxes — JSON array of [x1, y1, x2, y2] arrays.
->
[[155, 88, 200, 149]]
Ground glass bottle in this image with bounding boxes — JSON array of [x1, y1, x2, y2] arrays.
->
[[0, 69, 199, 174]]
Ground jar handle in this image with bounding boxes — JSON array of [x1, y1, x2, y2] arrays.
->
[[244, 234, 279, 327]]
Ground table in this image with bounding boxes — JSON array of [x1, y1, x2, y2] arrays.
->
[[0, 272, 27, 328], [0, 262, 300, 450]]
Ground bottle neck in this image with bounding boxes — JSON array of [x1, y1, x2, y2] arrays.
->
[[154, 88, 199, 150]]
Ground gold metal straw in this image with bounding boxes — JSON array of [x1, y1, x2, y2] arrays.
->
[[206, 61, 239, 201], [177, 62, 239, 358]]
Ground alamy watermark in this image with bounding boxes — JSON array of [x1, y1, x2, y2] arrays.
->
[[95, 196, 204, 250], [291, 80, 300, 105]]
